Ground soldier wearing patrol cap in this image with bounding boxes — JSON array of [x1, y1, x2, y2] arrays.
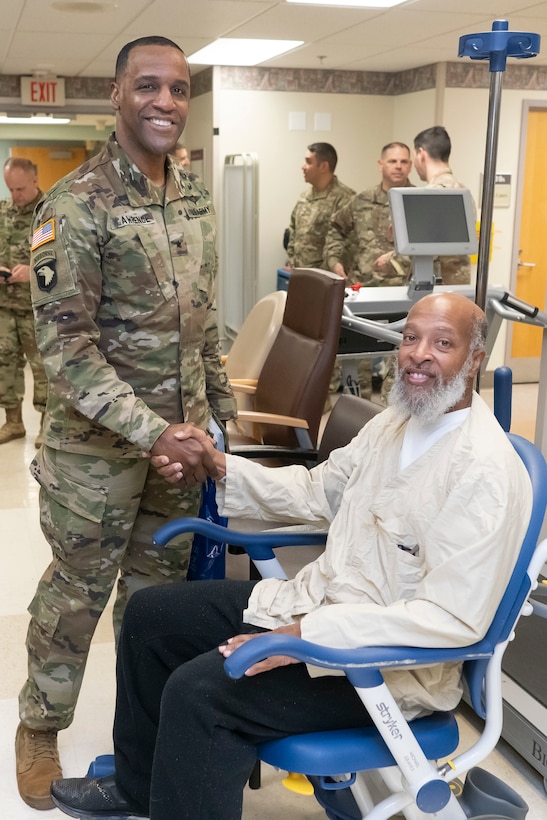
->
[[15, 35, 236, 811], [0, 157, 48, 446]]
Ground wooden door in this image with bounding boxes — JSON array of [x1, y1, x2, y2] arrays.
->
[[10, 145, 87, 193], [507, 106, 547, 381]]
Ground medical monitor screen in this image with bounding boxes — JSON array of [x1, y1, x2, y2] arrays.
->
[[389, 187, 478, 256]]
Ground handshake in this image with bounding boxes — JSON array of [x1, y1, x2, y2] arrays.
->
[[147, 422, 226, 486]]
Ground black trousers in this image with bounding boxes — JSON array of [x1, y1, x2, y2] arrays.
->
[[113, 579, 372, 820]]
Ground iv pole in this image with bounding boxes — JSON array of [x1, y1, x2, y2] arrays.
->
[[458, 20, 540, 391]]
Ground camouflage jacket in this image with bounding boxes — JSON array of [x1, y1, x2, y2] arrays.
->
[[0, 189, 42, 311], [427, 171, 472, 285], [287, 176, 356, 270], [324, 182, 413, 287], [29, 135, 236, 457]]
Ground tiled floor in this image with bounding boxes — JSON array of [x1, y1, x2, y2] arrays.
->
[[1, 378, 546, 818]]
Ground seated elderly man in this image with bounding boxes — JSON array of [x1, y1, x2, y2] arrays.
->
[[50, 293, 531, 820]]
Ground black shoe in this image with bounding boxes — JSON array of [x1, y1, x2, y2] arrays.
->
[[50, 774, 148, 819]]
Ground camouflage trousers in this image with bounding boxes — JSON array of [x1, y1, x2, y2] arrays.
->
[[331, 354, 395, 406], [0, 306, 47, 412], [19, 446, 201, 731]]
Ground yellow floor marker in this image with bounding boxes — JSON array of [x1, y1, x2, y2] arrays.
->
[[281, 771, 314, 795]]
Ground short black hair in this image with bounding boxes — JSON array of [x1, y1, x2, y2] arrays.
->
[[115, 36, 185, 81], [308, 142, 338, 172], [414, 126, 451, 162]]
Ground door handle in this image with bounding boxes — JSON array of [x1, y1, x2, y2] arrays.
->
[[518, 261, 536, 267]]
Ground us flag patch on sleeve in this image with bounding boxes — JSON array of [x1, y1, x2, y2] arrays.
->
[[31, 219, 55, 251]]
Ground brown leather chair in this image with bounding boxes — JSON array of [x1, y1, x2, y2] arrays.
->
[[227, 268, 345, 457], [317, 393, 384, 461]]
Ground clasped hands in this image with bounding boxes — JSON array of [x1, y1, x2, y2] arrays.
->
[[148, 422, 225, 486], [148, 424, 301, 674]]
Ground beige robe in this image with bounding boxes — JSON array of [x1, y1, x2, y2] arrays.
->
[[218, 394, 532, 719]]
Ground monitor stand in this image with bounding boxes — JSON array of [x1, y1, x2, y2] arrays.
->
[[406, 256, 436, 301]]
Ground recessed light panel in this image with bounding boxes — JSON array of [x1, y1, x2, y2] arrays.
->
[[188, 39, 304, 67], [287, 0, 407, 8]]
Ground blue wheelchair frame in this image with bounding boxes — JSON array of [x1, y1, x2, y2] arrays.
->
[[89, 431, 547, 819]]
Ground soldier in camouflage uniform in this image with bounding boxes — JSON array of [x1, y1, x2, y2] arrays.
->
[[286, 142, 355, 272], [0, 158, 48, 445], [15, 36, 237, 812], [323, 142, 414, 401], [286, 143, 355, 401], [413, 126, 472, 286]]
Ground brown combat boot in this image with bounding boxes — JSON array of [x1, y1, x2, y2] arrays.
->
[[15, 722, 62, 810], [0, 404, 25, 444]]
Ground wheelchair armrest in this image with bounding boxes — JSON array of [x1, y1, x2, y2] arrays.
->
[[154, 517, 327, 562], [223, 632, 496, 687]]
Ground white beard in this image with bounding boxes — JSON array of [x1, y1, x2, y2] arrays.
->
[[388, 357, 472, 426]]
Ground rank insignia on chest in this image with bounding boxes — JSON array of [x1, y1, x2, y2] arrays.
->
[[31, 218, 55, 251]]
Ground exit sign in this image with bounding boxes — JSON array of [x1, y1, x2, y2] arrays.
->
[[20, 76, 66, 107]]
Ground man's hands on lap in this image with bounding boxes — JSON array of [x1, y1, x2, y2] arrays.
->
[[218, 623, 302, 676]]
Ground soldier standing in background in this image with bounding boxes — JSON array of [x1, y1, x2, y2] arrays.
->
[[323, 142, 413, 401], [286, 143, 355, 403], [413, 126, 472, 285], [286, 142, 355, 271], [0, 158, 47, 446], [169, 139, 191, 169], [15, 35, 236, 811]]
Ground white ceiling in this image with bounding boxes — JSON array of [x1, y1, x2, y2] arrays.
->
[[1, 0, 546, 79]]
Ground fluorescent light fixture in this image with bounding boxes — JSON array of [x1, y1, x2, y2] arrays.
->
[[0, 115, 71, 125], [188, 39, 304, 67], [287, 0, 407, 7]]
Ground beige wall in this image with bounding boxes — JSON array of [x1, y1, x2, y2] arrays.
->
[[183, 90, 214, 190], [392, 88, 436, 158], [214, 87, 398, 301]]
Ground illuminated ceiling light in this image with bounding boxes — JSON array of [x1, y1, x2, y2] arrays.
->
[[287, 0, 407, 7], [188, 39, 304, 67], [0, 115, 71, 125]]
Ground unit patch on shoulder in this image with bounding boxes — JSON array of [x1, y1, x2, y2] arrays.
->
[[33, 250, 57, 293], [31, 218, 55, 251]]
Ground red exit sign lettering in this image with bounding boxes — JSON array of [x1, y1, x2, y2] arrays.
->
[[20, 76, 66, 107]]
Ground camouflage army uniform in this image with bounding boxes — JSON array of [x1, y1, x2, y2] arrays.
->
[[427, 171, 472, 286], [324, 182, 413, 287], [20, 135, 237, 731], [0, 190, 48, 412], [324, 183, 413, 401], [287, 176, 356, 270], [287, 176, 356, 399]]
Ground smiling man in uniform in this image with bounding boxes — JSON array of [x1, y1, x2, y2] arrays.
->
[[15, 35, 236, 810]]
